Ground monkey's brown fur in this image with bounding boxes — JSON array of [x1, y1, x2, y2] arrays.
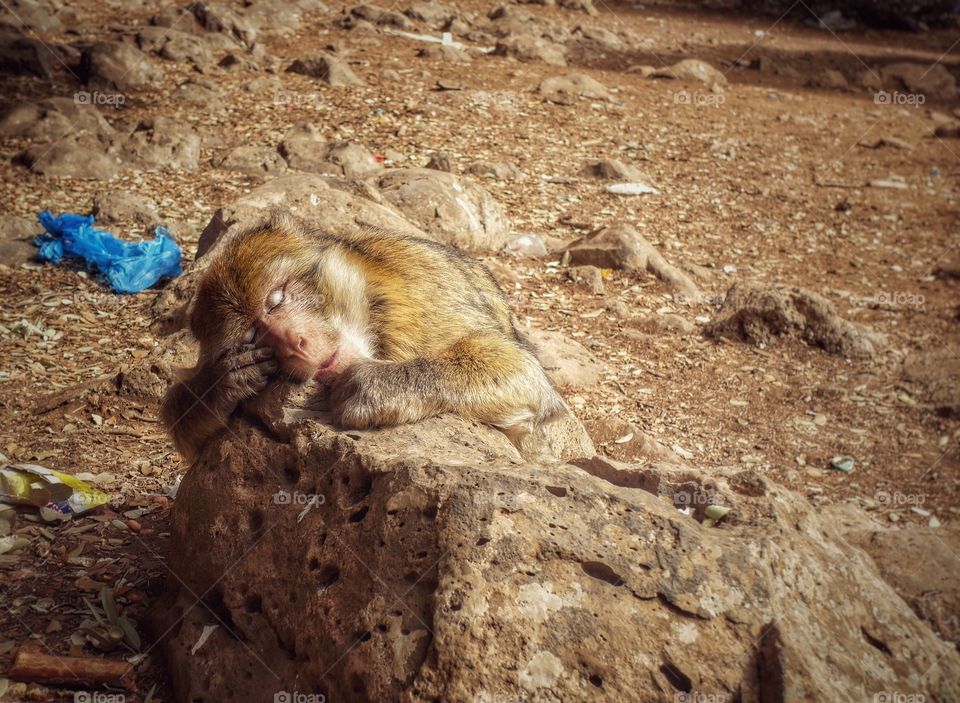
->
[[161, 215, 565, 460]]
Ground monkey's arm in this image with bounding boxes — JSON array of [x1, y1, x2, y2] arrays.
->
[[161, 345, 277, 461], [329, 332, 565, 436]]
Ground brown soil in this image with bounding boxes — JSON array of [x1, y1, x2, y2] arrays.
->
[[0, 1, 958, 700]]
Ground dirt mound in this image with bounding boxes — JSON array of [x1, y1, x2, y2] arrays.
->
[[706, 282, 883, 358]]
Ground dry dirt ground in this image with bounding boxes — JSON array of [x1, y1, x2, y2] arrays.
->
[[0, 0, 958, 700]]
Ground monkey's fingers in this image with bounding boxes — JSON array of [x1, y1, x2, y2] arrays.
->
[[225, 346, 275, 371]]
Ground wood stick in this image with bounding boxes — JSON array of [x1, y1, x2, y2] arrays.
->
[[8, 649, 133, 688]]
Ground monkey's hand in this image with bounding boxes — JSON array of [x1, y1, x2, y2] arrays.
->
[[200, 344, 279, 416], [328, 361, 435, 430], [161, 344, 278, 461]]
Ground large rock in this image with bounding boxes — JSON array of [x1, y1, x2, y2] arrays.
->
[[0, 97, 116, 143], [493, 35, 567, 67], [191, 0, 259, 47], [120, 117, 202, 171], [137, 27, 214, 65], [538, 73, 612, 103], [565, 225, 700, 302], [525, 327, 604, 388], [373, 168, 510, 252], [487, 5, 568, 42], [903, 349, 960, 416], [0, 27, 55, 77], [881, 62, 957, 101], [651, 58, 727, 86], [0, 0, 64, 32], [92, 189, 161, 229], [0, 215, 39, 265], [281, 132, 382, 178], [845, 524, 960, 648], [214, 145, 288, 176], [17, 136, 121, 179], [287, 53, 365, 86], [79, 41, 163, 92], [149, 407, 960, 702], [706, 282, 883, 358]]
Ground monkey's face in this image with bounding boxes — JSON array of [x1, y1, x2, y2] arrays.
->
[[244, 275, 337, 381], [191, 226, 370, 385]]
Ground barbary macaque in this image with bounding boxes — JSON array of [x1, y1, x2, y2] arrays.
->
[[161, 215, 565, 460]]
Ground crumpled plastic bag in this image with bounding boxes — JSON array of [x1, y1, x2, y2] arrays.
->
[[34, 210, 182, 294], [0, 463, 110, 516]]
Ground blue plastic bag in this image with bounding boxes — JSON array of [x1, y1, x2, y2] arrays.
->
[[34, 211, 182, 294]]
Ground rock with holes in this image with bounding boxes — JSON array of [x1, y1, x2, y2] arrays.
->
[[147, 391, 960, 703], [372, 168, 510, 252], [830, 506, 960, 649], [705, 282, 884, 358]]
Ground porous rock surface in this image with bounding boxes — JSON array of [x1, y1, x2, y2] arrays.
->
[[149, 398, 960, 703]]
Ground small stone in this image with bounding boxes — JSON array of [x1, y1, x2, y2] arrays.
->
[[830, 456, 855, 472]]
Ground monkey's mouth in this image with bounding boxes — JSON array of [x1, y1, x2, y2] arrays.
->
[[312, 351, 339, 379]]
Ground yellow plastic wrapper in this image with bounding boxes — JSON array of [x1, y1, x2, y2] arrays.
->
[[0, 463, 110, 516]]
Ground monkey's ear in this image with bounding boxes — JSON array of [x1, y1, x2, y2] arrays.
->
[[264, 209, 309, 238]]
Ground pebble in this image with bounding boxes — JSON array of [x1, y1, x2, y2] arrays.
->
[[829, 455, 855, 472]]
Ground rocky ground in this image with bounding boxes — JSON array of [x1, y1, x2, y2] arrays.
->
[[0, 0, 958, 700]]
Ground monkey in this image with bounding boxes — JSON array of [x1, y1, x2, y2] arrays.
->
[[161, 214, 566, 461]]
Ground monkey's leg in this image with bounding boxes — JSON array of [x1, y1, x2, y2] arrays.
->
[[331, 332, 565, 433]]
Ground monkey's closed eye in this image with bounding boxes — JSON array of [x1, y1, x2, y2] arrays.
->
[[266, 286, 286, 313]]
